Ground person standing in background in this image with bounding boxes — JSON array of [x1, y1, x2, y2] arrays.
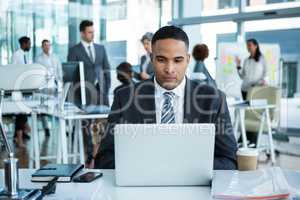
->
[[192, 44, 217, 88], [67, 20, 111, 168], [36, 39, 62, 81], [12, 36, 31, 64], [139, 32, 154, 80], [68, 20, 111, 106], [236, 38, 267, 100], [11, 36, 32, 147], [36, 39, 63, 137]]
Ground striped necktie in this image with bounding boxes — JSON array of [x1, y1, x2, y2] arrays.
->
[[161, 92, 175, 124], [87, 45, 94, 63]]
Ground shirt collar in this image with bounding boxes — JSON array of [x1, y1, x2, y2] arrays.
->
[[81, 40, 93, 48], [42, 52, 51, 57], [154, 76, 186, 98], [19, 48, 26, 54]]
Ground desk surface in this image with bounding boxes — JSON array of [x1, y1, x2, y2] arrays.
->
[[2, 100, 109, 119], [1, 169, 211, 200], [0, 169, 299, 200]]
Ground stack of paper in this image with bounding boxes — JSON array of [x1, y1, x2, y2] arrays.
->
[[212, 167, 290, 200]]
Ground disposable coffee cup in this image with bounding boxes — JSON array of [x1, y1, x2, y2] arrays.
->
[[237, 148, 258, 171]]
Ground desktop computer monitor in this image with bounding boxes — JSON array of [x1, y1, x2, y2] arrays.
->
[[62, 62, 86, 107], [0, 64, 48, 93]]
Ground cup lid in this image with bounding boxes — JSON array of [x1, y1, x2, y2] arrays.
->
[[237, 148, 258, 156]]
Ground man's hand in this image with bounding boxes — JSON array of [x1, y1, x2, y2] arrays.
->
[[235, 57, 241, 69], [140, 72, 150, 80]]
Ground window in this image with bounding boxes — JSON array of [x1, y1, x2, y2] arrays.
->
[[218, 0, 239, 9]]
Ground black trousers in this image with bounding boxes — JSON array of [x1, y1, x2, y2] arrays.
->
[[15, 114, 28, 131], [241, 91, 248, 101]]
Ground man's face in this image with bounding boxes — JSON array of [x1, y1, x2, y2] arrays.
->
[[142, 39, 151, 54], [42, 42, 51, 54], [152, 39, 190, 90], [81, 26, 94, 43], [23, 41, 31, 51]]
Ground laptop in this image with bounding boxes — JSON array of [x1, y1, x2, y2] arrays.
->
[[114, 123, 215, 186]]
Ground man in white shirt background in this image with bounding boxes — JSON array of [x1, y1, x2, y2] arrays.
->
[[36, 39, 63, 137], [36, 39, 62, 81], [11, 36, 32, 147]]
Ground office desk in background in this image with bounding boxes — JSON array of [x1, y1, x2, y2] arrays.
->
[[0, 169, 299, 200], [56, 107, 108, 165], [230, 104, 276, 164], [1, 99, 109, 168]]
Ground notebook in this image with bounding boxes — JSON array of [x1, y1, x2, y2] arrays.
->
[[211, 167, 290, 200], [31, 164, 84, 182]]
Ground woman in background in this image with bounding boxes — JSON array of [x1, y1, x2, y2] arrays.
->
[[114, 62, 134, 95], [139, 32, 154, 80], [192, 43, 217, 88], [236, 38, 267, 100]]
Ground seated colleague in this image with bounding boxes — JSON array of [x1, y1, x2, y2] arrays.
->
[[114, 62, 134, 95], [192, 43, 217, 88], [95, 26, 238, 170]]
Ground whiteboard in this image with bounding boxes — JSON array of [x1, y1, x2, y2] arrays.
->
[[216, 43, 280, 98]]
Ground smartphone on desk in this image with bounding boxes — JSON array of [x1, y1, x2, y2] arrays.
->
[[73, 172, 103, 183]]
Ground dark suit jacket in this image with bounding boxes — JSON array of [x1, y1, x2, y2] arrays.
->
[[95, 78, 238, 170], [67, 42, 111, 106], [140, 55, 154, 75], [193, 61, 217, 88]]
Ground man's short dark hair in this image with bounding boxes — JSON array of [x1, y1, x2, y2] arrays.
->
[[79, 20, 93, 32], [151, 26, 189, 49], [42, 39, 50, 46], [18, 36, 30, 46]]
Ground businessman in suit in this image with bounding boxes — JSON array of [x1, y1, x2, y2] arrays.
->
[[67, 20, 111, 167], [95, 26, 237, 170], [67, 20, 111, 106]]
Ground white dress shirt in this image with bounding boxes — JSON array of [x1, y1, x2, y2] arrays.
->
[[154, 76, 186, 123], [36, 52, 62, 80], [238, 55, 267, 92], [81, 40, 95, 63], [11, 49, 30, 64]]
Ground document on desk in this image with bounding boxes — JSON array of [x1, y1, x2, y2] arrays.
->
[[211, 167, 290, 200]]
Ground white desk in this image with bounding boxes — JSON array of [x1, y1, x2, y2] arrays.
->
[[230, 104, 276, 164], [0, 169, 299, 200], [56, 109, 108, 165], [32, 104, 108, 166], [1, 100, 44, 169], [1, 169, 211, 200], [1, 99, 109, 168]]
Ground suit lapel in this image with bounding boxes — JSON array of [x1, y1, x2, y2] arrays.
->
[[137, 79, 156, 124], [183, 79, 195, 123], [93, 44, 100, 64]]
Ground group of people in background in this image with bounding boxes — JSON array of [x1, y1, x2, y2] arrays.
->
[[11, 36, 60, 147], [9, 19, 267, 168]]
